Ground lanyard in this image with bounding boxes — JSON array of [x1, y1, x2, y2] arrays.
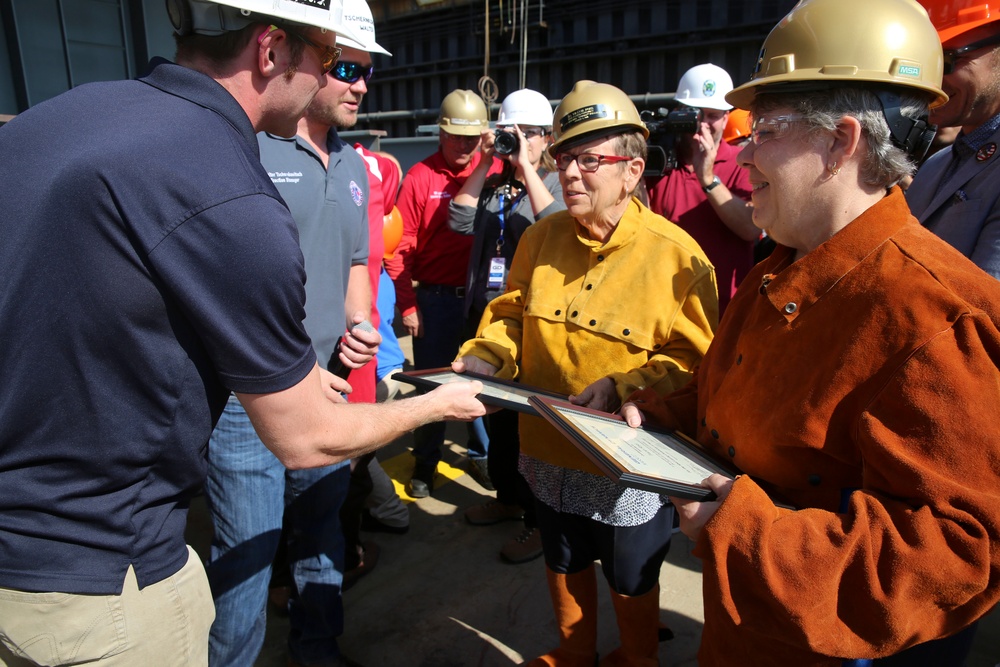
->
[[495, 184, 526, 256]]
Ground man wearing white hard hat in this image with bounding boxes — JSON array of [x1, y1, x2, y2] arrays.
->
[[0, 2, 485, 665], [204, 2, 400, 666], [647, 63, 757, 315]]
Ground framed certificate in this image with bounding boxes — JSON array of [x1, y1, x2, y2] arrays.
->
[[528, 396, 738, 500], [394, 368, 567, 415]]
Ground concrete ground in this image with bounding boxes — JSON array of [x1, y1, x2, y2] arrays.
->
[[185, 333, 1000, 667]]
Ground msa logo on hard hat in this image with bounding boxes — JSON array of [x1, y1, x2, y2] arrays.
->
[[702, 80, 718, 97], [898, 65, 921, 77], [560, 104, 609, 132], [290, 0, 331, 7]]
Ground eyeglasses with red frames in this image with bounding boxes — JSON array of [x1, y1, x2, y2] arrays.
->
[[555, 152, 633, 172], [943, 32, 1000, 75], [331, 61, 374, 85]]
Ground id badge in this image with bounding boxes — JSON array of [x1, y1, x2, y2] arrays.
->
[[487, 256, 507, 289]]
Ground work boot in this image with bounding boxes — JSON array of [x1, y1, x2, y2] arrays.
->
[[599, 585, 661, 667], [407, 462, 435, 498], [523, 566, 599, 667]]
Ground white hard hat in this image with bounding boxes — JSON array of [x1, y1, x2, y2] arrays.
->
[[675, 63, 734, 111], [336, 0, 391, 56], [497, 89, 553, 127], [168, 0, 363, 43]]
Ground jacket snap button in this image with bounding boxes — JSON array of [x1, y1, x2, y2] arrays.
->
[[571, 311, 578, 318], [784, 302, 798, 314], [728, 446, 736, 458], [555, 309, 561, 315], [589, 319, 596, 326], [623, 328, 630, 336], [711, 429, 719, 439]]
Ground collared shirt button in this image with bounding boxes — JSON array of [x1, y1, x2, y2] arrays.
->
[[710, 429, 720, 440], [808, 474, 821, 486], [728, 446, 736, 458], [784, 302, 798, 314], [623, 328, 630, 336]]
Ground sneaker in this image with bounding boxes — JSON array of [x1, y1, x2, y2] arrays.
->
[[407, 464, 435, 498], [500, 526, 543, 564], [467, 457, 494, 491], [464, 500, 525, 526]]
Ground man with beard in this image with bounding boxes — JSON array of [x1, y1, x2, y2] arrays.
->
[[907, 0, 1000, 278]]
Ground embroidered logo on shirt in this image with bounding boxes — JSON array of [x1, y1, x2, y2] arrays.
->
[[976, 143, 996, 162], [267, 170, 303, 184], [350, 180, 364, 206]]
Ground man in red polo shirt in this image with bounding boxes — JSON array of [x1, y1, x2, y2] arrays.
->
[[389, 89, 501, 497]]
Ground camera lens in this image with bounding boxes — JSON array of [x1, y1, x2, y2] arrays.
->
[[494, 129, 520, 156]]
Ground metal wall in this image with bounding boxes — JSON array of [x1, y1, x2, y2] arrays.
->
[[357, 0, 798, 139]]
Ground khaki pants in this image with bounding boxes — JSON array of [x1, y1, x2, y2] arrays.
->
[[0, 546, 214, 667]]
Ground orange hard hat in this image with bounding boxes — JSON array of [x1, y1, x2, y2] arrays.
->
[[383, 206, 403, 260], [917, 0, 998, 44], [723, 108, 751, 145]]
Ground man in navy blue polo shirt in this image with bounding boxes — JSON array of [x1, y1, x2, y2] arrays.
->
[[0, 2, 484, 665]]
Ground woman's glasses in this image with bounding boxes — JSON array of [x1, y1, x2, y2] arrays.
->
[[554, 153, 632, 172], [749, 114, 806, 145], [943, 33, 1000, 74], [331, 61, 375, 85]]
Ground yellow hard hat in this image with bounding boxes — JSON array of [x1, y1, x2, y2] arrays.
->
[[727, 0, 948, 110], [549, 81, 648, 154]]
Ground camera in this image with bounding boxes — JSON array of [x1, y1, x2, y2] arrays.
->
[[641, 106, 703, 175], [493, 128, 520, 156]]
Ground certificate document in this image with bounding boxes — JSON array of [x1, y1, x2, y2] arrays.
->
[[394, 368, 566, 415], [529, 396, 737, 500]]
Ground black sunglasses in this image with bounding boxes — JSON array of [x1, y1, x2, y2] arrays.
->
[[331, 61, 374, 85], [943, 32, 1000, 74]]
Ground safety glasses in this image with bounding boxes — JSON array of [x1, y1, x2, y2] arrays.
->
[[943, 32, 1000, 74], [331, 61, 375, 85], [749, 114, 807, 145]]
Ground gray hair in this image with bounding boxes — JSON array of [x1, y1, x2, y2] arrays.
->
[[752, 87, 931, 188]]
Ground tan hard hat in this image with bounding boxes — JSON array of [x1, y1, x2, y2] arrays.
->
[[727, 0, 948, 110], [549, 81, 648, 154], [438, 90, 489, 137]]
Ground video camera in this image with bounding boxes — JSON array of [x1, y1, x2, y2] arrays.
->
[[641, 106, 703, 176]]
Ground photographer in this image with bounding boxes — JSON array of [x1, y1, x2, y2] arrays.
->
[[647, 64, 757, 315], [449, 88, 564, 564]]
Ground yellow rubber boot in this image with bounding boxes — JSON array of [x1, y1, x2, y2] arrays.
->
[[524, 566, 599, 667], [599, 585, 661, 667]]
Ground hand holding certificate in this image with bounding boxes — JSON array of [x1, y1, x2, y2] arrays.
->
[[394, 367, 567, 415], [528, 396, 738, 501]]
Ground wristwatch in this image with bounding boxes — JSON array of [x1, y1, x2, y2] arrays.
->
[[703, 176, 722, 193]]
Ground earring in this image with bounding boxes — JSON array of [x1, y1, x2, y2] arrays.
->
[[828, 161, 840, 176]]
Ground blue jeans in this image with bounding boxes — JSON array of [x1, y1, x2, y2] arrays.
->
[[204, 395, 350, 667], [411, 287, 488, 469]]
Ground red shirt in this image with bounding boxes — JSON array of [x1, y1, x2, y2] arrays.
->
[[389, 149, 499, 316], [347, 145, 401, 403], [647, 141, 753, 315]]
